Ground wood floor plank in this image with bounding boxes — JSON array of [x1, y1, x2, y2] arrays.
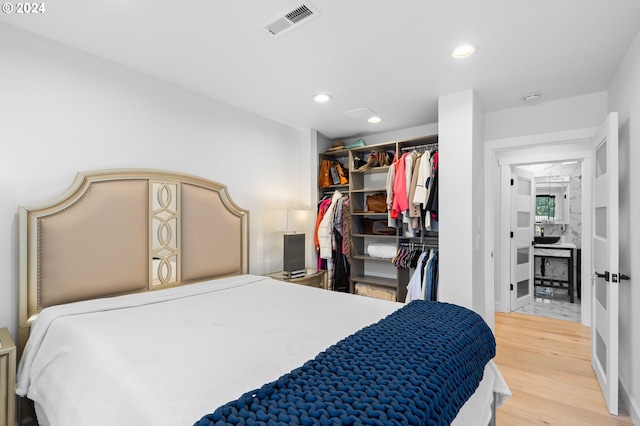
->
[[494, 312, 632, 425]]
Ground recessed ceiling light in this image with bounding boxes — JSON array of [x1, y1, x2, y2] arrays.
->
[[368, 116, 382, 124], [452, 43, 477, 59], [312, 93, 332, 103]]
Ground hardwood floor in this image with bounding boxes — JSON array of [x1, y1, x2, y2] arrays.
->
[[494, 312, 633, 425]]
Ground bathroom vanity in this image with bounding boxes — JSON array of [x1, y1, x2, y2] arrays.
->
[[533, 240, 577, 303]]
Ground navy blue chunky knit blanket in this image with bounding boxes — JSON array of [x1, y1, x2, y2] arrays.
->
[[195, 300, 496, 426]]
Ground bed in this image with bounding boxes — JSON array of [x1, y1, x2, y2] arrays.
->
[[15, 169, 510, 426]]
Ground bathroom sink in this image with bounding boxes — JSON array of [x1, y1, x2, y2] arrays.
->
[[534, 236, 561, 244]]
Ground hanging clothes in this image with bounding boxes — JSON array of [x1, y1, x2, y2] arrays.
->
[[402, 153, 416, 237], [422, 249, 439, 301], [317, 190, 343, 259], [314, 197, 332, 252], [390, 153, 409, 220], [393, 245, 422, 269], [405, 251, 429, 303], [402, 247, 439, 303], [426, 151, 439, 222], [334, 196, 346, 238], [332, 229, 350, 292], [333, 196, 351, 292], [407, 153, 423, 227], [342, 198, 353, 262], [386, 147, 439, 237], [431, 250, 439, 300], [385, 161, 397, 228], [315, 191, 352, 291], [413, 150, 432, 208]]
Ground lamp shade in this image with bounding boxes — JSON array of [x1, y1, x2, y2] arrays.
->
[[274, 209, 313, 233]]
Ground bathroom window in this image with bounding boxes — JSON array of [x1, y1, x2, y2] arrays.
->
[[536, 195, 556, 222]]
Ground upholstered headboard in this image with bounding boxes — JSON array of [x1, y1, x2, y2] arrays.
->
[[18, 169, 249, 352]]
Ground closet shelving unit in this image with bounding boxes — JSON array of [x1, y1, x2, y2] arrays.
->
[[349, 160, 395, 292], [345, 135, 439, 301]]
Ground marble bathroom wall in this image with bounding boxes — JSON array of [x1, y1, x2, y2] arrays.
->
[[534, 255, 569, 280], [522, 161, 582, 248], [523, 162, 582, 305]]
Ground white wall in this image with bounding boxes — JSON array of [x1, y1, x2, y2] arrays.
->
[[608, 27, 640, 425], [438, 90, 486, 319], [485, 92, 608, 141], [472, 94, 487, 319], [0, 23, 310, 339]]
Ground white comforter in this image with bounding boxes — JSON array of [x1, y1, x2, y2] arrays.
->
[[17, 274, 509, 426]]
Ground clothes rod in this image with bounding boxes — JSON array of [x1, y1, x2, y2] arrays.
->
[[399, 241, 439, 249], [400, 142, 439, 152]]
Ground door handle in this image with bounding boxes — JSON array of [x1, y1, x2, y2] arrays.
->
[[595, 271, 610, 281], [620, 273, 631, 281]]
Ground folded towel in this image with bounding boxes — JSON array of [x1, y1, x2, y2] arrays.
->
[[366, 243, 397, 259]]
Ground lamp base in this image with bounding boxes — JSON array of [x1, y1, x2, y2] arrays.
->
[[283, 233, 305, 275]]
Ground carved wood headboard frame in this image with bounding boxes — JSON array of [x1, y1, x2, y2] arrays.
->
[[18, 169, 249, 353]]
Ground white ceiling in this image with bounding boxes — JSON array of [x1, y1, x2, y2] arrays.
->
[[2, 1, 640, 140]]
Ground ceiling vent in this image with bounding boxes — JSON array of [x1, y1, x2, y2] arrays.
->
[[345, 107, 377, 120], [263, 2, 319, 38]]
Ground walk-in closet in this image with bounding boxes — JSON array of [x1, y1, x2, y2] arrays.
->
[[316, 135, 440, 303]]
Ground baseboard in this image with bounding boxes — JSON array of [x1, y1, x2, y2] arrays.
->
[[620, 376, 640, 425], [494, 301, 508, 313]]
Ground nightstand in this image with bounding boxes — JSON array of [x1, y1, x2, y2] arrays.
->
[[265, 269, 329, 290], [0, 328, 16, 426]]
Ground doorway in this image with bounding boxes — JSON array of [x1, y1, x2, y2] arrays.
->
[[510, 161, 583, 322], [485, 117, 623, 415], [483, 127, 595, 327]]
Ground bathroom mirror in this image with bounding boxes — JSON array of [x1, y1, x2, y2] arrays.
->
[[535, 176, 569, 224]]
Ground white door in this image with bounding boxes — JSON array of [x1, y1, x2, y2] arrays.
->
[[510, 167, 535, 311], [592, 112, 620, 415]]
